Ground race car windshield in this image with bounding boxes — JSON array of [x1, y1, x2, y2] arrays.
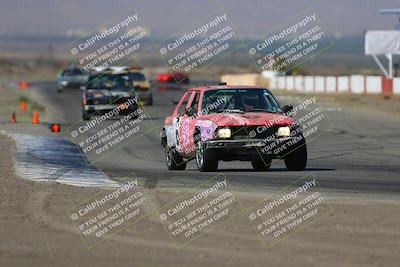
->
[[62, 68, 84, 76], [202, 89, 282, 114], [87, 74, 131, 90], [130, 72, 146, 81]]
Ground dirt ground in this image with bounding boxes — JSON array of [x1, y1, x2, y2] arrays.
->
[[0, 133, 399, 267]]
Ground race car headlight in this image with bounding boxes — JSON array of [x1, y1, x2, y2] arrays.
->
[[61, 81, 68, 86], [218, 128, 231, 139], [276, 126, 290, 137]]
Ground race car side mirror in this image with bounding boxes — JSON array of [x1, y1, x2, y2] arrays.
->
[[282, 105, 293, 114]]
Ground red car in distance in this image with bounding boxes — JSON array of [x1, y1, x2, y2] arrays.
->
[[157, 71, 190, 84], [161, 85, 307, 172]]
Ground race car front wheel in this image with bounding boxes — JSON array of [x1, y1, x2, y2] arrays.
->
[[82, 108, 91, 121], [147, 95, 153, 106], [195, 139, 218, 172], [165, 146, 186, 170], [284, 143, 307, 171]]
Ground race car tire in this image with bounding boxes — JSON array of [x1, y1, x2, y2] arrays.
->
[[284, 142, 307, 171], [251, 158, 272, 171], [82, 109, 91, 121], [147, 95, 153, 106], [195, 139, 218, 172], [165, 146, 186, 170]]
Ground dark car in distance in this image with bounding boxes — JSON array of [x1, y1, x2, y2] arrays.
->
[[81, 69, 139, 120]]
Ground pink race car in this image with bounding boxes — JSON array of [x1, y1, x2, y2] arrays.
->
[[161, 85, 307, 172]]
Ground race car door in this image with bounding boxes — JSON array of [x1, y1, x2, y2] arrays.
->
[[176, 90, 200, 157]]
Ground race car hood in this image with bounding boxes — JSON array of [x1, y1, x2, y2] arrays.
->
[[132, 81, 150, 89], [198, 112, 295, 127]]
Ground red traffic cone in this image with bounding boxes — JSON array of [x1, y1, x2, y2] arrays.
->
[[21, 101, 27, 111], [51, 124, 60, 133], [32, 112, 39, 125], [10, 112, 17, 123], [19, 82, 29, 89]]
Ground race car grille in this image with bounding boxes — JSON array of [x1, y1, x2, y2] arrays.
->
[[230, 126, 277, 140]]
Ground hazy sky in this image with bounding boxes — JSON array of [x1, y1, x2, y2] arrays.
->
[[1, 0, 399, 38]]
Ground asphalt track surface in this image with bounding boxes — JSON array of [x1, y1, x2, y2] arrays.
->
[[28, 81, 400, 197]]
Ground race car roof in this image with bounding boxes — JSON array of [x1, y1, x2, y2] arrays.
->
[[190, 85, 266, 91]]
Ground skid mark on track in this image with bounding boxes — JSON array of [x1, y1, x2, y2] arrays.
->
[[11, 133, 120, 188]]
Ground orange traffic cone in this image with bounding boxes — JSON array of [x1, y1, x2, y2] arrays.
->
[[19, 82, 29, 89], [21, 101, 27, 111], [32, 112, 39, 125], [10, 112, 17, 123]]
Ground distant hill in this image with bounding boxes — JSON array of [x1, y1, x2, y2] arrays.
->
[[0, 34, 385, 75]]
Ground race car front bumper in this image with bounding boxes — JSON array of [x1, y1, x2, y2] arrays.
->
[[204, 135, 305, 159], [83, 103, 138, 114]]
